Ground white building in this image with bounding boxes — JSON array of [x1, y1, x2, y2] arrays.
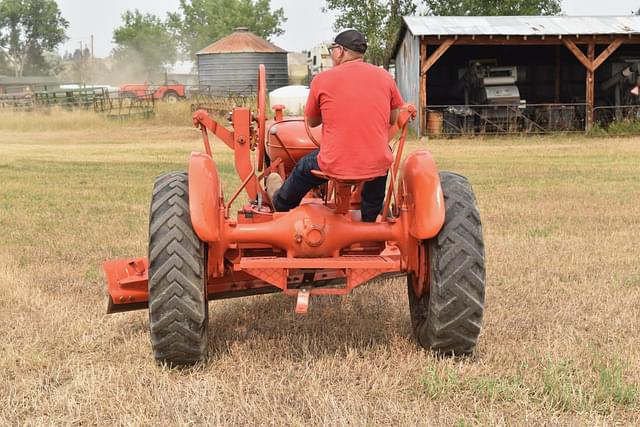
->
[[306, 42, 333, 76]]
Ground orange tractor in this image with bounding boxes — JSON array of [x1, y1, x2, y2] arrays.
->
[[103, 65, 485, 365]]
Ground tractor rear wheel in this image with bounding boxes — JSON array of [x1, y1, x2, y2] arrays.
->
[[148, 172, 208, 365], [407, 171, 485, 355]]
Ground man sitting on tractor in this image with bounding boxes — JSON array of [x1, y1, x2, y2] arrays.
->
[[267, 29, 404, 222]]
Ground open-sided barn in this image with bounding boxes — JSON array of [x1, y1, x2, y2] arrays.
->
[[393, 16, 640, 135]]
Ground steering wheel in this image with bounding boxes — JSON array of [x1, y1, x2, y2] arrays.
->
[[256, 64, 267, 171], [304, 118, 321, 148]]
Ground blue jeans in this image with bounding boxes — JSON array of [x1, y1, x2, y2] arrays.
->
[[272, 150, 388, 222]]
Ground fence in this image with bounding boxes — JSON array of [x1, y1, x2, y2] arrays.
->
[[0, 93, 33, 111], [94, 91, 155, 120], [425, 103, 587, 136], [0, 85, 256, 120], [0, 87, 111, 112], [34, 88, 110, 110], [6, 87, 640, 136]]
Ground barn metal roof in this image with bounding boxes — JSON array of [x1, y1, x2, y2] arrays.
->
[[197, 28, 287, 55], [403, 16, 640, 36]]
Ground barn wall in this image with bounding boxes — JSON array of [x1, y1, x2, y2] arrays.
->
[[394, 30, 421, 134]]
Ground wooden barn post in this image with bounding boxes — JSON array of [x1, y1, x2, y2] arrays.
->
[[420, 38, 427, 136]]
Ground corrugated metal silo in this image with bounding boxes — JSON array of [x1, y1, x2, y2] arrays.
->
[[197, 28, 289, 96]]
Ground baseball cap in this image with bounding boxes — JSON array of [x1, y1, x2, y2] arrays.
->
[[333, 29, 367, 54]]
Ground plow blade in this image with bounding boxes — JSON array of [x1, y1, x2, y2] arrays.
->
[[103, 257, 149, 314]]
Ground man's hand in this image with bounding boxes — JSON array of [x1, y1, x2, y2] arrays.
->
[[389, 108, 399, 126], [306, 115, 322, 128]]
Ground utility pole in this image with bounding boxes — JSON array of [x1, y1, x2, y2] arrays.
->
[[79, 41, 84, 84], [90, 35, 95, 84]]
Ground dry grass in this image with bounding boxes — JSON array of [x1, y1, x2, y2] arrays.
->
[[0, 112, 639, 425]]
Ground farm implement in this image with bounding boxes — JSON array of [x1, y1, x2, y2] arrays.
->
[[103, 65, 486, 365]]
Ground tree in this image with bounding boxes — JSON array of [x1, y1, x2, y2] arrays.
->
[[424, 0, 561, 16], [0, 0, 68, 77], [41, 51, 64, 76], [59, 47, 92, 82], [168, 0, 287, 59], [112, 10, 178, 80], [324, 0, 417, 68]]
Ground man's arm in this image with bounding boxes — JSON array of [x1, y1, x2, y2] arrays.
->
[[304, 83, 322, 127], [306, 115, 322, 128], [389, 108, 399, 126]]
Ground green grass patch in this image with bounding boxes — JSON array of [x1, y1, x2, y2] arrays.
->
[[422, 365, 462, 398], [623, 272, 640, 288], [538, 353, 638, 414], [527, 224, 560, 239], [420, 354, 638, 414], [540, 358, 587, 412], [422, 365, 524, 403]]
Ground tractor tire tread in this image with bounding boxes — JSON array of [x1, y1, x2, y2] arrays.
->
[[147, 172, 208, 366], [408, 171, 485, 355]]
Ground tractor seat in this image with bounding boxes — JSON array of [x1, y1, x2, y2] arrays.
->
[[310, 170, 375, 185]]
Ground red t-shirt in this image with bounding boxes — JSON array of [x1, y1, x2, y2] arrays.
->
[[305, 61, 404, 178]]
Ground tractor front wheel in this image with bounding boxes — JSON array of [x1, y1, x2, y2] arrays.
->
[[148, 172, 208, 365], [408, 171, 485, 355]]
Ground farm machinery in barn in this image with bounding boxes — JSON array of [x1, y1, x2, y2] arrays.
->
[[103, 65, 486, 365]]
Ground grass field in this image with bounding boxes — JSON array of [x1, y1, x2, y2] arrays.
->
[[1, 110, 639, 425]]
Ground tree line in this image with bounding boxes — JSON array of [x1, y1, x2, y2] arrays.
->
[[2, 0, 607, 80], [0, 0, 288, 79]]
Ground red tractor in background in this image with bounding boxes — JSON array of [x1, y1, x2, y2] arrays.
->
[[103, 65, 486, 366], [118, 80, 185, 102]]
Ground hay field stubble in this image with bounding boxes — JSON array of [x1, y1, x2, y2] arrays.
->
[[0, 113, 639, 425]]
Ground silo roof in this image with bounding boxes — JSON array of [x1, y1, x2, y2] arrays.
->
[[197, 28, 287, 54]]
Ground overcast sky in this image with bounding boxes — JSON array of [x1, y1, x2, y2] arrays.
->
[[57, 0, 640, 59]]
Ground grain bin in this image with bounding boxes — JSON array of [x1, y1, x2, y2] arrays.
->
[[197, 28, 289, 96]]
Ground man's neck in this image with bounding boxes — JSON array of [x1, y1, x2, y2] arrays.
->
[[338, 56, 364, 66]]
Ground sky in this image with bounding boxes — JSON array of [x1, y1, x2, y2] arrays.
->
[[57, 0, 640, 59]]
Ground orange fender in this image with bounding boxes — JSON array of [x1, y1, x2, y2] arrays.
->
[[400, 150, 445, 240], [188, 152, 221, 242]]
